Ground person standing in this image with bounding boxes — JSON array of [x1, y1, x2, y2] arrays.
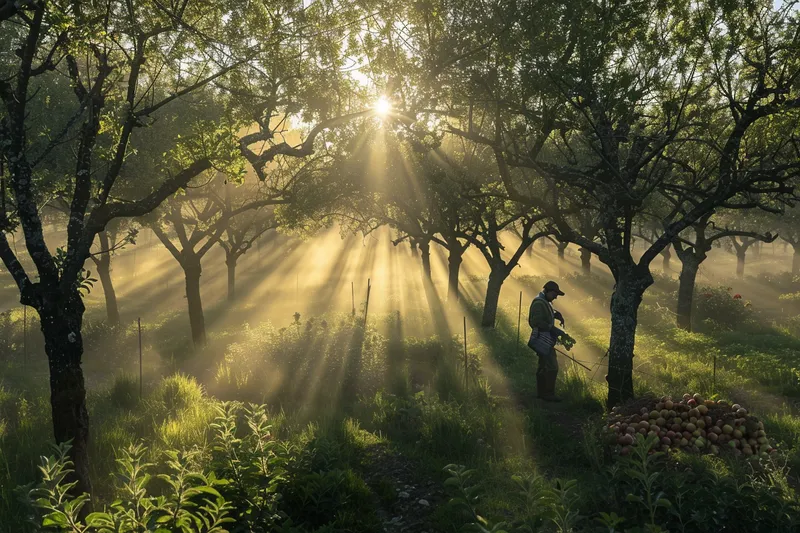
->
[[528, 280, 566, 402]]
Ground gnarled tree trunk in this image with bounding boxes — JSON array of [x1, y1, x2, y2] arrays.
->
[[182, 254, 206, 347], [481, 266, 508, 328], [676, 255, 700, 331], [447, 248, 462, 303], [661, 246, 671, 272], [557, 241, 568, 260], [94, 231, 120, 326], [736, 251, 746, 279], [419, 239, 432, 282], [580, 247, 592, 273], [606, 268, 653, 408], [225, 253, 237, 302], [39, 290, 93, 499]]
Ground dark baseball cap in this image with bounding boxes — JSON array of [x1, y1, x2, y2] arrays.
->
[[543, 281, 565, 296]]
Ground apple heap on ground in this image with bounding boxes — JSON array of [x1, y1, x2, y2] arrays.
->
[[605, 393, 775, 458]]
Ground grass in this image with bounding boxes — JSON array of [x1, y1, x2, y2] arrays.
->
[[1, 275, 800, 531]]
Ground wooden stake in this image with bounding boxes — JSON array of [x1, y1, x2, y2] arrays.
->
[[23, 305, 27, 367], [712, 353, 717, 396], [363, 278, 371, 327], [516, 291, 522, 353], [463, 316, 468, 391], [138, 317, 143, 399]]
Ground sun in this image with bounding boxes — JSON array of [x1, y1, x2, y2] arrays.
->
[[374, 96, 391, 116]]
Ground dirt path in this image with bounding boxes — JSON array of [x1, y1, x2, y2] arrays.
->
[[360, 442, 448, 533]]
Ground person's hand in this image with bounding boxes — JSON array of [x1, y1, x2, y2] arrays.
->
[[554, 310, 565, 327]]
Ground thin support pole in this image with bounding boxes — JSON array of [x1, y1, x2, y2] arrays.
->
[[516, 291, 522, 353], [463, 316, 468, 391], [712, 354, 717, 396], [23, 305, 27, 367], [363, 278, 372, 327], [138, 317, 143, 399]]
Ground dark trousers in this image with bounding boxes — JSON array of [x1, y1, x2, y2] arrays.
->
[[537, 348, 559, 397]]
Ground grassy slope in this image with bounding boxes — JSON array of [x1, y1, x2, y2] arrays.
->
[[1, 267, 800, 531]]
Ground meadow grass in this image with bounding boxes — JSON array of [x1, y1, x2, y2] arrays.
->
[[1, 278, 800, 531]]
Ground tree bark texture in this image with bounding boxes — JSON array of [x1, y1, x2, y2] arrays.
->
[[605, 269, 653, 408], [183, 255, 206, 347], [447, 248, 462, 303], [95, 232, 119, 326], [39, 291, 93, 499], [676, 256, 700, 331], [481, 267, 508, 328]]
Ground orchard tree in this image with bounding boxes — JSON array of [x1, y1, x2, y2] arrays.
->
[[394, 0, 800, 406], [772, 205, 800, 274], [216, 184, 277, 302], [672, 212, 775, 331], [151, 178, 288, 346], [0, 0, 375, 496]]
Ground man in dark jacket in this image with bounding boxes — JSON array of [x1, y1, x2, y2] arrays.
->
[[528, 280, 566, 402]]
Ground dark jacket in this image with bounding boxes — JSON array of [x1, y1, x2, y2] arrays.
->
[[529, 292, 555, 333]]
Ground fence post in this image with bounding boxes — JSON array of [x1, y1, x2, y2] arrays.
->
[[363, 278, 371, 327], [712, 353, 716, 397], [463, 316, 468, 391], [516, 291, 522, 354], [138, 317, 143, 399], [23, 305, 27, 367]]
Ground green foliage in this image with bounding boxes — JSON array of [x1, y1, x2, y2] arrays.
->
[[108, 374, 139, 409], [52, 248, 97, 296], [28, 442, 233, 532], [694, 286, 753, 331]]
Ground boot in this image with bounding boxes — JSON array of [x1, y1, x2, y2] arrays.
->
[[541, 371, 561, 402]]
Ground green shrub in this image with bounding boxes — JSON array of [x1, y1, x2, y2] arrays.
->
[[108, 373, 139, 409], [694, 286, 753, 331], [27, 442, 232, 533], [153, 373, 204, 413]]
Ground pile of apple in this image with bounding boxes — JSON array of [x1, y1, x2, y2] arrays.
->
[[607, 393, 775, 458]]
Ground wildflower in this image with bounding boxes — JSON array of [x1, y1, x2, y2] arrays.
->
[[733, 294, 742, 299]]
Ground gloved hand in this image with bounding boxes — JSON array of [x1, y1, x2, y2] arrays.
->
[[553, 310, 565, 327]]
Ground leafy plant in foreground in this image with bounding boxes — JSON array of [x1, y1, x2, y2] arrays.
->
[[27, 442, 233, 532]]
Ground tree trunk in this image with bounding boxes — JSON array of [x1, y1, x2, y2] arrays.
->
[[183, 255, 206, 347], [792, 245, 799, 275], [95, 232, 120, 326], [606, 268, 653, 408], [557, 242, 567, 260], [447, 248, 462, 302], [676, 256, 700, 331], [419, 239, 432, 282], [481, 267, 508, 328], [580, 247, 591, 274], [736, 251, 746, 279], [661, 246, 671, 272], [95, 256, 120, 326], [39, 292, 93, 500], [226, 254, 237, 302]]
